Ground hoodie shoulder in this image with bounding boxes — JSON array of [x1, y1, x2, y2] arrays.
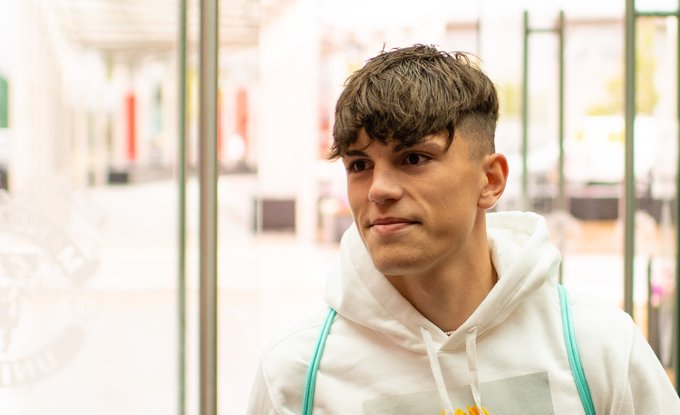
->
[[254, 308, 331, 413], [565, 288, 676, 412], [260, 307, 331, 368], [568, 289, 635, 355]]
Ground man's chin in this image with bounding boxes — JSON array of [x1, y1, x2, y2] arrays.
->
[[369, 252, 420, 277]]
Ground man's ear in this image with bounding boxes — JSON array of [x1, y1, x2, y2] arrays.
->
[[478, 153, 509, 210]]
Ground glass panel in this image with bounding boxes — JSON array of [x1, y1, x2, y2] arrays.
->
[[637, 15, 678, 385], [0, 1, 179, 413], [4, 1, 677, 413], [554, 13, 627, 310]]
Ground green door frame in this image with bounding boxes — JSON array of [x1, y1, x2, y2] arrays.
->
[[524, 5, 680, 390], [522, 10, 566, 281], [625, 0, 680, 391]]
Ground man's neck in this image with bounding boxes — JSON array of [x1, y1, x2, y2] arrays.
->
[[386, 252, 497, 333]]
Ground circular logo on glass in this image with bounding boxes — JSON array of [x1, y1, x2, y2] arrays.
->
[[0, 190, 100, 387]]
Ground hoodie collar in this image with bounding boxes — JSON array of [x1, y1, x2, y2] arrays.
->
[[324, 211, 561, 414], [324, 210, 561, 352]]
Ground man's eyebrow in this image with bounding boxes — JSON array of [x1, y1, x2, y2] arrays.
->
[[343, 149, 368, 158], [395, 140, 447, 153], [343, 141, 446, 158]]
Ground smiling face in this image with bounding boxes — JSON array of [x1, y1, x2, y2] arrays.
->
[[343, 128, 506, 279]]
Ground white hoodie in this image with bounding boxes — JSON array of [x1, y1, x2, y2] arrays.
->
[[247, 211, 680, 414]]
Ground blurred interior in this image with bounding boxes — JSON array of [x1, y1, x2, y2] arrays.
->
[[0, 0, 677, 413]]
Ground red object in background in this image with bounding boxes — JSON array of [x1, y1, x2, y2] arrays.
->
[[125, 92, 136, 161], [235, 88, 248, 152]]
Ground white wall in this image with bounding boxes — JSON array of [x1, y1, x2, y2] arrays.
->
[[258, 0, 321, 242]]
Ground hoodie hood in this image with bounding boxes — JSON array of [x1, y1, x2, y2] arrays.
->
[[324, 210, 561, 352]]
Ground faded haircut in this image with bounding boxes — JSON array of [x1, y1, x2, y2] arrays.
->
[[329, 44, 499, 160]]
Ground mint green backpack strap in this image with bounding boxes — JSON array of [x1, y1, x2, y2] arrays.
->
[[302, 308, 336, 415], [303, 290, 595, 415], [558, 284, 596, 415]]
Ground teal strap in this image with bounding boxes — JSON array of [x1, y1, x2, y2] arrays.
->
[[558, 284, 596, 415], [303, 289, 594, 415], [302, 308, 336, 415]]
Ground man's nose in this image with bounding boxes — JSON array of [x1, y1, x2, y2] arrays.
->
[[367, 166, 402, 205]]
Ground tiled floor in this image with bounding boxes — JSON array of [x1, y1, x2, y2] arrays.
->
[[0, 176, 673, 414]]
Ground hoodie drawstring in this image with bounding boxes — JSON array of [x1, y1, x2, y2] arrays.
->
[[420, 326, 484, 415], [466, 327, 483, 411], [420, 327, 455, 414]]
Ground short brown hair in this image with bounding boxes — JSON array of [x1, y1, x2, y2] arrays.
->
[[329, 44, 499, 159]]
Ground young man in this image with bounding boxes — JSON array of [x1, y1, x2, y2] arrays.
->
[[247, 44, 679, 414]]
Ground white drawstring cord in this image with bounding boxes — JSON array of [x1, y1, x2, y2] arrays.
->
[[466, 326, 483, 412], [420, 327, 455, 415], [420, 326, 485, 415]]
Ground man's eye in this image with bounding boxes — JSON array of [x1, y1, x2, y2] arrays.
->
[[348, 160, 368, 172], [404, 153, 429, 165]]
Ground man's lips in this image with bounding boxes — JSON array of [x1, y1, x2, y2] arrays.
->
[[370, 217, 415, 226], [368, 217, 418, 235]]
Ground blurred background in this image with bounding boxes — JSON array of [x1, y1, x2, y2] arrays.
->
[[0, 0, 677, 413]]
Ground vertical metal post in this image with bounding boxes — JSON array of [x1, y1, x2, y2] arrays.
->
[[521, 10, 530, 211], [177, 0, 187, 413], [624, 0, 637, 317], [199, 0, 219, 413], [557, 11, 566, 213], [557, 11, 566, 283], [675, 0, 680, 391]]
